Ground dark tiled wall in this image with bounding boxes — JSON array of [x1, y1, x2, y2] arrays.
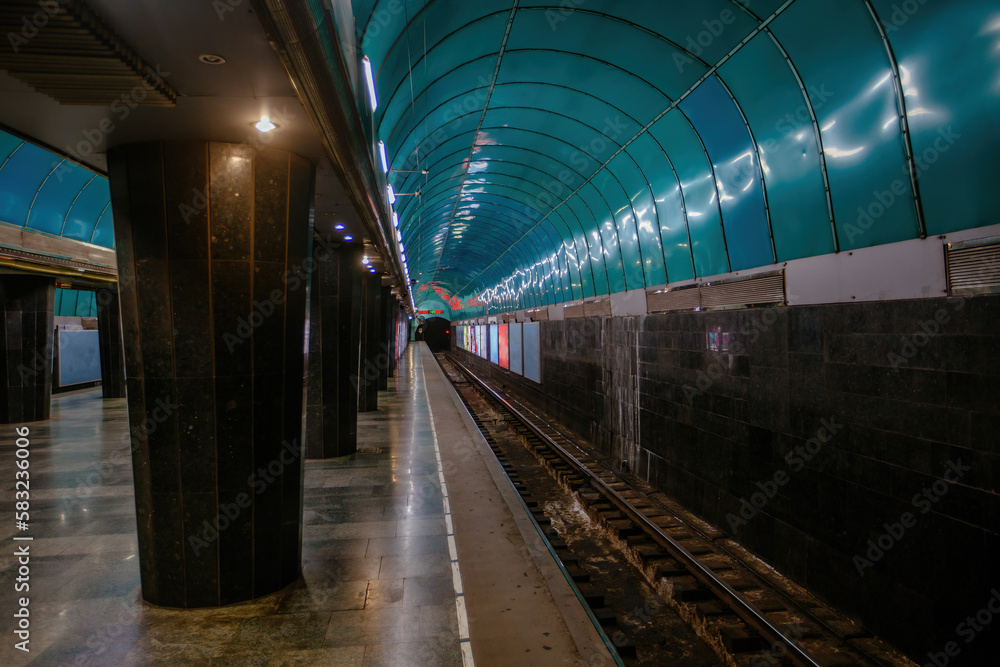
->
[[456, 296, 1000, 662]]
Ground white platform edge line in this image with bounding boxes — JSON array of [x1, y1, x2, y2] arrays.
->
[[421, 365, 476, 667]]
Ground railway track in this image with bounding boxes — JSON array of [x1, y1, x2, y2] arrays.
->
[[439, 352, 914, 667]]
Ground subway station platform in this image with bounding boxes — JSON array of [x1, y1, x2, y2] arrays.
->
[[0, 344, 613, 666]]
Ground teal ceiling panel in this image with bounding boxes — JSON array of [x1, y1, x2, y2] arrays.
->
[[0, 129, 114, 249], [610, 151, 664, 288], [868, 0, 1000, 235], [771, 0, 918, 250], [577, 181, 626, 294], [719, 31, 834, 261], [681, 76, 774, 271], [28, 165, 94, 237], [629, 133, 694, 284], [0, 141, 59, 228], [648, 110, 730, 278]]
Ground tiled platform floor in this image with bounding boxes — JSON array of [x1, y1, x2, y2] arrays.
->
[[0, 344, 610, 666]]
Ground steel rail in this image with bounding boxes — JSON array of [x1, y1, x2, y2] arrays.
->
[[450, 356, 823, 667]]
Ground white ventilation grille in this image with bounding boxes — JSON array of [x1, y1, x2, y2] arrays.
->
[[946, 236, 1000, 296], [647, 270, 786, 313]]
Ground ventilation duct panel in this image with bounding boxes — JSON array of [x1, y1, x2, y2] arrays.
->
[[647, 271, 786, 313], [946, 236, 1000, 296]]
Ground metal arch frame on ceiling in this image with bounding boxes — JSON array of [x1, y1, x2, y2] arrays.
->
[[426, 0, 520, 290], [358, 0, 997, 317], [452, 0, 799, 300]]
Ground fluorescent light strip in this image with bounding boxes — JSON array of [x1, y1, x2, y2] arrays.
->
[[362, 56, 378, 110], [378, 141, 388, 174]]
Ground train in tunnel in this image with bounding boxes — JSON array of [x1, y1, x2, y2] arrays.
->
[[414, 316, 452, 353]]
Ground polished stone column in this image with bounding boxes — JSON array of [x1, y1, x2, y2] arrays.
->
[[357, 272, 381, 412], [108, 141, 314, 608], [0, 275, 54, 423], [306, 238, 362, 458], [95, 287, 126, 399], [378, 285, 392, 390], [386, 297, 397, 379]]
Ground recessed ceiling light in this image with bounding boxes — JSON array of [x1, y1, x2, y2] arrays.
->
[[255, 116, 276, 133], [199, 54, 226, 65], [344, 235, 354, 241], [334, 224, 345, 230]]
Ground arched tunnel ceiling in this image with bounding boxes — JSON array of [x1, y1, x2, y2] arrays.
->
[[0, 128, 113, 248], [355, 0, 1000, 317]]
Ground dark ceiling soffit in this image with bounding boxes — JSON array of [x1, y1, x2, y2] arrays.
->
[[250, 0, 411, 311], [0, 0, 176, 107]]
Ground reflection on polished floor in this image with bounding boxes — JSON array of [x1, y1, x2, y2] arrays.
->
[[0, 348, 465, 666]]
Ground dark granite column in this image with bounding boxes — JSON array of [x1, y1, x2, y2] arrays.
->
[[357, 272, 381, 412], [0, 275, 54, 423], [95, 287, 126, 399], [378, 285, 392, 390], [305, 238, 362, 459], [386, 297, 397, 379], [108, 141, 314, 608]]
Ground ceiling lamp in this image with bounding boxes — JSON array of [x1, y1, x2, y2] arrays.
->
[[362, 56, 378, 110]]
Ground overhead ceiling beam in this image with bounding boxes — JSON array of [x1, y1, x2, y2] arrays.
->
[[250, 0, 413, 313]]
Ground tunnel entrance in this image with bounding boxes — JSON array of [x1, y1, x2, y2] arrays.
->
[[419, 317, 451, 353]]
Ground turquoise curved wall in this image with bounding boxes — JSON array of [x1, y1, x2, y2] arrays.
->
[[351, 0, 1000, 318]]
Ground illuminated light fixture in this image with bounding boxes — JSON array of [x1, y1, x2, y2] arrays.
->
[[255, 116, 276, 133], [334, 224, 345, 230], [392, 212, 398, 228], [399, 242, 404, 253], [361, 256, 370, 266], [369, 267, 377, 273], [362, 56, 378, 110], [344, 235, 354, 241], [387, 185, 396, 204], [378, 141, 388, 174]]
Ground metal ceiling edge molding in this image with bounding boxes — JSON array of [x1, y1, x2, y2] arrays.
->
[[946, 236, 1000, 296], [0, 0, 176, 107], [250, 0, 413, 312]]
